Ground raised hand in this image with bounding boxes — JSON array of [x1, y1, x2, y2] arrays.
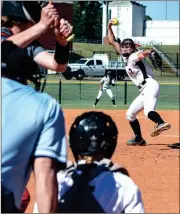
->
[[108, 19, 114, 28], [54, 18, 73, 46], [39, 1, 59, 30]]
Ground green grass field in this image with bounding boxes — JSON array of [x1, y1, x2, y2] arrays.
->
[[43, 76, 179, 110], [72, 42, 117, 59], [47, 73, 179, 83], [72, 43, 179, 63], [70, 43, 179, 77], [157, 45, 180, 64], [45, 43, 179, 110]]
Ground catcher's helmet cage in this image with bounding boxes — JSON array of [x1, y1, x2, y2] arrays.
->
[[2, 1, 48, 23], [69, 111, 118, 159]]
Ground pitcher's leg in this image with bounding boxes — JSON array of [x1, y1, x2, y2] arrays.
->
[[144, 93, 164, 124], [143, 83, 171, 137], [126, 94, 147, 146]]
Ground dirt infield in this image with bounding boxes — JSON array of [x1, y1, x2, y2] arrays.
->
[[26, 110, 179, 213]]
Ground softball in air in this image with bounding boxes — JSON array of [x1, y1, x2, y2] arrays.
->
[[111, 18, 119, 26]]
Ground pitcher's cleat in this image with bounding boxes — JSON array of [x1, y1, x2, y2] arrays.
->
[[93, 105, 96, 107], [151, 122, 171, 137], [114, 105, 116, 107], [126, 137, 147, 146]]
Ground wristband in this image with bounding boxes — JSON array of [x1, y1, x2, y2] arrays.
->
[[54, 42, 69, 64]]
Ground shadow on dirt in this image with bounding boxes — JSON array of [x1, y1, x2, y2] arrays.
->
[[167, 143, 180, 149], [147, 143, 180, 150]]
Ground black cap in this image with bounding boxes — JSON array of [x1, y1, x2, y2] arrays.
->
[[121, 38, 136, 49], [2, 1, 48, 23]]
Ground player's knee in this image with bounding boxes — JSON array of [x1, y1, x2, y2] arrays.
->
[[126, 112, 136, 122], [144, 109, 151, 117], [111, 96, 115, 100]]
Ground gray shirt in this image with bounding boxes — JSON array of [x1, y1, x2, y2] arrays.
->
[[1, 27, 45, 59]]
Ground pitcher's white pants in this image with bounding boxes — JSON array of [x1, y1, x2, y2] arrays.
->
[[126, 78, 160, 122], [97, 88, 114, 99]]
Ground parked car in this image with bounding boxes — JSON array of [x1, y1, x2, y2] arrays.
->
[[67, 58, 106, 80], [65, 54, 127, 80], [106, 61, 128, 80]]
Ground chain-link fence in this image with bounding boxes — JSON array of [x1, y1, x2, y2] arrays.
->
[[73, 38, 102, 44], [143, 46, 179, 77], [68, 50, 118, 63], [43, 76, 179, 110], [48, 49, 179, 77]]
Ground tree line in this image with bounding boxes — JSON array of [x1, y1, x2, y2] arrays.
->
[[72, 2, 152, 40], [72, 1, 102, 40]]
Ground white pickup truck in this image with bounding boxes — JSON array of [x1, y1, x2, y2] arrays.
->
[[65, 54, 127, 80]]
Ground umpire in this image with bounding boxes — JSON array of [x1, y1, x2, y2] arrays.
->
[[1, 1, 72, 212], [1, 40, 66, 213]]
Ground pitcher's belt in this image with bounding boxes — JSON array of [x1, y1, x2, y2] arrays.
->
[[138, 80, 146, 89]]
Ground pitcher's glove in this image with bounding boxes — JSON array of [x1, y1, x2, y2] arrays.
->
[[149, 50, 163, 70]]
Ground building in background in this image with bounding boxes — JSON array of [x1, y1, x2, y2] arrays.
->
[[109, 1, 145, 38], [103, 1, 146, 44], [37, 1, 178, 47], [103, 1, 179, 45], [143, 20, 179, 44]]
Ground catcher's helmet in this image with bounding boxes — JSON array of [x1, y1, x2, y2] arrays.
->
[[1, 1, 48, 23], [69, 111, 118, 159]]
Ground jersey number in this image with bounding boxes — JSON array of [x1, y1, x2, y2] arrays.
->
[[128, 68, 135, 77]]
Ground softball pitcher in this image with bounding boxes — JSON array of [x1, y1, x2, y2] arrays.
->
[[93, 71, 116, 107], [108, 19, 171, 146]]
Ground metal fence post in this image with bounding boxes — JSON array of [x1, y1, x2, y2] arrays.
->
[[79, 80, 82, 100], [115, 68, 118, 101], [176, 53, 179, 77], [124, 80, 127, 105], [59, 78, 62, 104], [160, 52, 163, 76]]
